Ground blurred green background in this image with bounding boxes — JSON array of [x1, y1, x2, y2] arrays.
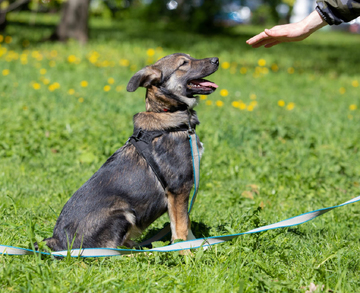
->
[[1, 1, 360, 292]]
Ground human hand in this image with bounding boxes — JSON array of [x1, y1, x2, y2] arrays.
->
[[246, 11, 327, 48]]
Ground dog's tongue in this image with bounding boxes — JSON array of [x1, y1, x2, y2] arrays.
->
[[200, 81, 218, 88], [192, 79, 218, 89]]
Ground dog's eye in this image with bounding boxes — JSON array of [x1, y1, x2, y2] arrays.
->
[[180, 60, 189, 67]]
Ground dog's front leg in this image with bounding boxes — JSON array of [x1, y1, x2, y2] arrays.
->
[[167, 191, 190, 242]]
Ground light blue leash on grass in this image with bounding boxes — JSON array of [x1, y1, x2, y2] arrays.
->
[[1, 132, 360, 257]]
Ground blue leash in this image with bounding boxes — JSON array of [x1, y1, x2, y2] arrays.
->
[[1, 133, 360, 257]]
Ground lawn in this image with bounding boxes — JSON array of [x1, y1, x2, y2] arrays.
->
[[1, 13, 360, 292]]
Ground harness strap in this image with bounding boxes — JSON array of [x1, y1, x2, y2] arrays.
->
[[128, 127, 189, 190]]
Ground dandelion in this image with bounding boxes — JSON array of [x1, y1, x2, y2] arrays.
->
[[68, 55, 77, 63], [79, 97, 84, 103], [48, 82, 60, 91], [156, 47, 163, 53], [221, 62, 230, 69], [206, 100, 213, 106], [104, 85, 111, 92], [50, 50, 58, 58], [250, 101, 258, 107], [49, 60, 56, 67], [116, 85, 124, 92], [258, 59, 266, 66], [2, 69, 9, 76], [200, 95, 207, 100], [232, 101, 240, 108], [119, 59, 130, 67], [230, 67, 237, 74], [80, 81, 88, 87], [40, 68, 47, 75], [4, 36, 12, 44], [146, 48, 155, 57], [271, 64, 279, 72], [108, 78, 115, 84], [287, 67, 295, 74], [216, 100, 224, 107], [352, 80, 359, 87], [32, 83, 41, 90], [286, 102, 295, 110], [349, 104, 357, 111], [68, 89, 75, 95], [43, 78, 50, 85], [247, 105, 254, 111], [250, 94, 256, 100], [240, 67, 247, 74], [220, 89, 228, 97], [0, 35, 3, 42], [339, 87, 346, 94], [278, 100, 285, 107], [239, 102, 247, 110]]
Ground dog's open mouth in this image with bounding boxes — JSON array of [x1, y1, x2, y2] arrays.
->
[[187, 79, 218, 94]]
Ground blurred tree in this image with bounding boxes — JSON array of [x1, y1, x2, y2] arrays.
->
[[48, 0, 90, 44], [143, 0, 222, 33], [0, 0, 30, 31]]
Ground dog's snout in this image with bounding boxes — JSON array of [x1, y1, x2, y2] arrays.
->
[[210, 57, 219, 65]]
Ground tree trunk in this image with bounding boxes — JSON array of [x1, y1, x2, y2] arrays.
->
[[50, 0, 90, 44], [0, 10, 6, 32]]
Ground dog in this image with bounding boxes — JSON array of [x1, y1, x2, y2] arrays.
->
[[42, 53, 219, 251]]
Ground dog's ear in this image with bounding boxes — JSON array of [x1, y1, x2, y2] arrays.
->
[[127, 66, 162, 92]]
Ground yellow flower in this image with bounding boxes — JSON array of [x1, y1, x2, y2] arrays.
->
[[240, 67, 247, 74], [286, 102, 295, 110], [43, 78, 50, 85], [200, 95, 207, 100], [220, 89, 228, 97], [250, 101, 258, 107], [68, 55, 77, 63], [80, 81, 88, 87], [119, 59, 130, 67], [156, 47, 163, 53], [79, 97, 84, 103], [32, 83, 41, 90], [68, 89, 75, 95], [146, 48, 155, 57], [104, 85, 111, 92], [221, 62, 230, 69], [130, 65, 137, 72], [239, 102, 247, 110], [232, 101, 240, 108], [271, 64, 279, 72], [352, 80, 359, 87], [216, 100, 224, 107], [339, 87, 346, 94], [247, 105, 254, 111], [108, 78, 115, 84], [206, 100, 213, 106], [349, 104, 357, 111], [258, 59, 266, 66], [40, 68, 47, 75], [116, 85, 124, 92], [2, 69, 9, 76], [4, 36, 12, 44], [48, 82, 60, 91], [0, 35, 3, 42], [287, 67, 295, 74], [250, 94, 256, 100], [278, 100, 285, 107], [50, 50, 58, 57], [49, 60, 56, 67]]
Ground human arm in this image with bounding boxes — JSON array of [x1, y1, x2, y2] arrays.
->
[[246, 10, 327, 48]]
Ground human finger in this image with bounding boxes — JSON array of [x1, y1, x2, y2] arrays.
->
[[264, 40, 281, 48], [246, 31, 271, 45], [249, 38, 275, 48]]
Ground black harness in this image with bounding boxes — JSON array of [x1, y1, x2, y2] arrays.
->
[[128, 125, 190, 190]]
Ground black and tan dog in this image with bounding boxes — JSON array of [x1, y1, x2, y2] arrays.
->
[[42, 53, 219, 251]]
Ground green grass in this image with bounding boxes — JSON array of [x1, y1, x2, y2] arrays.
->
[[1, 12, 360, 292]]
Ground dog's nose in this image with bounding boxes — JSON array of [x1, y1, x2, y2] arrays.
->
[[210, 57, 219, 65]]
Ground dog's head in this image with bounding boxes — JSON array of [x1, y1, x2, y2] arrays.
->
[[127, 53, 219, 110]]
